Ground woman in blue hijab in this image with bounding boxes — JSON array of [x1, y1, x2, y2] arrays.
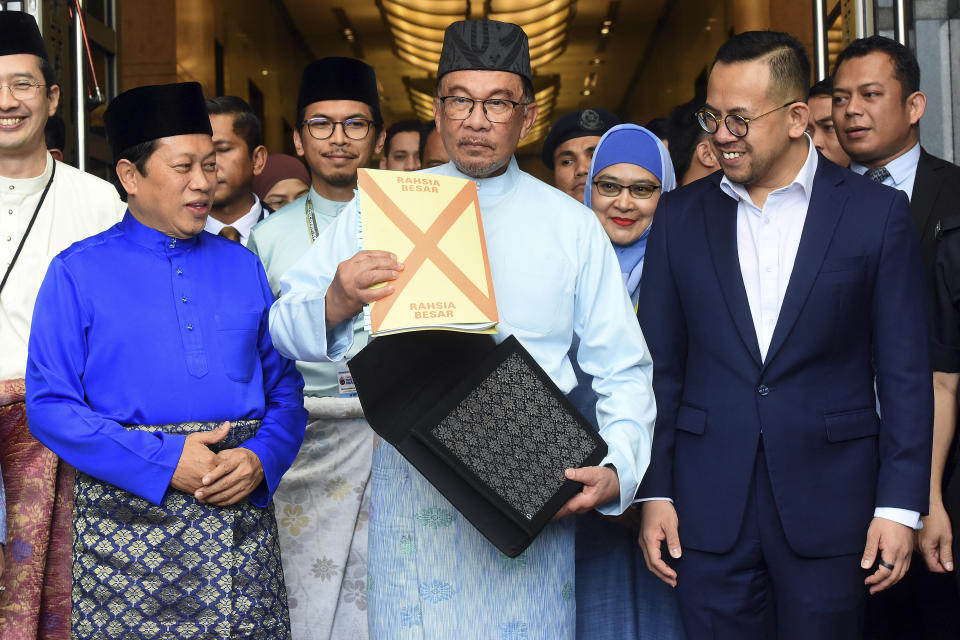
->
[[584, 123, 676, 306], [571, 124, 684, 640]]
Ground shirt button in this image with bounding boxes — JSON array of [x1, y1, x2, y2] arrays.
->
[[181, 296, 187, 303], [757, 384, 770, 396], [763, 217, 770, 224], [8, 185, 13, 191], [186, 324, 193, 331], [7, 209, 12, 215], [176, 267, 183, 275]]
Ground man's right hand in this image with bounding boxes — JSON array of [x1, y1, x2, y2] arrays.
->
[[918, 499, 954, 573], [325, 250, 403, 329], [640, 499, 682, 587], [170, 422, 230, 495]]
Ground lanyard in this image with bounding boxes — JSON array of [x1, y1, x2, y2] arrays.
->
[[305, 195, 319, 242], [0, 160, 57, 295]]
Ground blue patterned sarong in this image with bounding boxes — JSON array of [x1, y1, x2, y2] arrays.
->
[[368, 440, 575, 640], [70, 420, 291, 639]]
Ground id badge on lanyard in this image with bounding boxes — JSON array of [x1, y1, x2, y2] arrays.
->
[[336, 362, 357, 397]]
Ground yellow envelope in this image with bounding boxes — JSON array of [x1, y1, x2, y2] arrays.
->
[[357, 168, 498, 336]]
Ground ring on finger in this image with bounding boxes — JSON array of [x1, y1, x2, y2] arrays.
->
[[878, 559, 895, 571]]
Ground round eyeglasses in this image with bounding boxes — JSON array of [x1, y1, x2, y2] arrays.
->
[[437, 96, 528, 124], [592, 180, 661, 200], [301, 117, 373, 140], [696, 100, 802, 138], [0, 81, 45, 101]]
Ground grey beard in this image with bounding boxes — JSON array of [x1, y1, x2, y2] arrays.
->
[[453, 155, 510, 179]]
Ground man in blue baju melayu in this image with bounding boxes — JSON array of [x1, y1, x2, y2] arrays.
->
[[268, 19, 656, 639], [25, 82, 306, 640]]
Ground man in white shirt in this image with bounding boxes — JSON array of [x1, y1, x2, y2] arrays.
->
[[203, 96, 269, 245], [638, 31, 931, 639], [0, 11, 123, 637], [0, 12, 123, 380]]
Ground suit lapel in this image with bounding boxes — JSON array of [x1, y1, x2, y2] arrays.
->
[[762, 160, 847, 369], [703, 180, 763, 367], [910, 149, 943, 242]]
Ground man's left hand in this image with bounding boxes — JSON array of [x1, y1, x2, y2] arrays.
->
[[553, 465, 619, 519], [194, 447, 264, 506], [862, 517, 914, 594]]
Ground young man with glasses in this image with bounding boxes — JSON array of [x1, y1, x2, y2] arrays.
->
[[246, 57, 384, 640], [0, 13, 123, 633], [269, 19, 655, 637], [638, 31, 931, 639]]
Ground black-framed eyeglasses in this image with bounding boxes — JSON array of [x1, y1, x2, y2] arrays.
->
[[0, 81, 45, 101], [301, 117, 373, 140], [592, 180, 661, 200], [696, 100, 801, 138], [437, 96, 528, 123]]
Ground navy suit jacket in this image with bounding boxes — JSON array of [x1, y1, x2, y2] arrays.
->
[[636, 155, 933, 558]]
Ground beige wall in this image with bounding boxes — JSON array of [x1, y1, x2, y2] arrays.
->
[[118, 0, 314, 154]]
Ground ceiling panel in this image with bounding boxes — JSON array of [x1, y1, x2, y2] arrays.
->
[[279, 0, 669, 132]]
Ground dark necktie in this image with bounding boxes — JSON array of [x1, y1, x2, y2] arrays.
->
[[218, 226, 241, 242], [865, 166, 891, 183]]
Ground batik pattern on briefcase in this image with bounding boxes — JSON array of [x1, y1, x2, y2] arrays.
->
[[71, 419, 291, 640]]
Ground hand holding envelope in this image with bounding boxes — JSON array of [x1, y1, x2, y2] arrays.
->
[[325, 250, 404, 329]]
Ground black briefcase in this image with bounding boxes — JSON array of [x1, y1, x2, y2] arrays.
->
[[347, 331, 607, 557]]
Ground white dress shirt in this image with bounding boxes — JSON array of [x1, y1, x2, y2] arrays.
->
[[204, 194, 267, 246], [850, 142, 921, 201], [719, 137, 920, 530], [0, 153, 124, 380]]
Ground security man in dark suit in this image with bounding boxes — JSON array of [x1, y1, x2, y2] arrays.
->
[[833, 34, 960, 640]]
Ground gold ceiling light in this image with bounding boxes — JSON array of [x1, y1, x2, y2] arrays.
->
[[380, 0, 574, 143], [377, 0, 577, 72]]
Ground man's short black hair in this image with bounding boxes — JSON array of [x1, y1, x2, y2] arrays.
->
[[667, 99, 705, 182], [809, 77, 833, 98], [45, 112, 66, 151], [38, 56, 58, 91], [383, 120, 423, 156], [113, 140, 159, 202], [714, 31, 811, 102], [205, 96, 263, 156], [834, 35, 920, 99]]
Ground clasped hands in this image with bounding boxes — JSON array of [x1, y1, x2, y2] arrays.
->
[[640, 500, 915, 593], [170, 421, 264, 506]]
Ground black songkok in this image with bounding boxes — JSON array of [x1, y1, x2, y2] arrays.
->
[[0, 11, 49, 60], [438, 20, 532, 87], [104, 82, 212, 163], [540, 108, 622, 169], [297, 57, 381, 126]]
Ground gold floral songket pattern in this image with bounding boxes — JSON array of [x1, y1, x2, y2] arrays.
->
[[70, 420, 290, 639]]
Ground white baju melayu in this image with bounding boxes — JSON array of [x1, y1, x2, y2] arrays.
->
[[0, 153, 124, 379], [269, 157, 655, 639]]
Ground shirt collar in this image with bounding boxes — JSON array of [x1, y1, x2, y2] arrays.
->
[[308, 187, 351, 220], [850, 142, 920, 187], [204, 194, 263, 238], [424, 156, 521, 207], [719, 134, 818, 207], [2, 151, 55, 195], [119, 210, 200, 253]]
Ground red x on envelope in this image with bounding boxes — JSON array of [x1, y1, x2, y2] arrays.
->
[[358, 171, 498, 332]]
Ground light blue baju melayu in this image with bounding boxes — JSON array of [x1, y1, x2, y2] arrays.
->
[[268, 157, 656, 639]]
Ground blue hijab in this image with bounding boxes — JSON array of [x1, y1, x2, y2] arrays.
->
[[584, 124, 675, 300]]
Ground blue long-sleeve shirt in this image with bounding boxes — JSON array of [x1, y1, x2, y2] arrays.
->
[[26, 212, 306, 507]]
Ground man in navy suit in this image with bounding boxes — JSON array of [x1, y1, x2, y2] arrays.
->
[[637, 31, 933, 639]]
